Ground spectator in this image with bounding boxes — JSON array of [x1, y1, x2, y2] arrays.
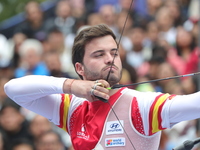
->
[[45, 29, 77, 78], [181, 75, 199, 95], [146, 0, 163, 22], [87, 13, 104, 26], [115, 10, 133, 51], [117, 0, 148, 27], [36, 130, 69, 150], [99, 5, 118, 35], [10, 138, 35, 150], [45, 0, 75, 36], [164, 0, 186, 27], [44, 51, 72, 78], [145, 21, 160, 48], [155, 6, 177, 46], [29, 115, 53, 144], [118, 44, 137, 87], [14, 1, 49, 41], [14, 39, 49, 78], [167, 26, 198, 75], [0, 98, 32, 149], [69, 0, 86, 19], [137, 45, 167, 91], [126, 26, 152, 70], [116, 10, 134, 38], [155, 62, 181, 93], [9, 33, 27, 69], [136, 45, 169, 92], [29, 114, 72, 149]]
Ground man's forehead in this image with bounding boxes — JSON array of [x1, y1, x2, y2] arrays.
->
[[85, 35, 117, 52], [91, 48, 118, 54]]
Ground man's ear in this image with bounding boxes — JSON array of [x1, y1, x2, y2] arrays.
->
[[75, 62, 84, 77]]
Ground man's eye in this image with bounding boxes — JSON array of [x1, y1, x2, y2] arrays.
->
[[111, 52, 118, 56], [94, 53, 103, 57]]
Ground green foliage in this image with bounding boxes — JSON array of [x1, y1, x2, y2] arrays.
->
[[0, 0, 46, 22]]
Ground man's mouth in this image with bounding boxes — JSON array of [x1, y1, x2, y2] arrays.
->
[[103, 66, 117, 71]]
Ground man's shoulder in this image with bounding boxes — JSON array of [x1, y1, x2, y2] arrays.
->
[[121, 88, 164, 101]]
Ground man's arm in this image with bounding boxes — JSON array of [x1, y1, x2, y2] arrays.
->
[[168, 92, 200, 125], [134, 91, 200, 136], [4, 75, 67, 124], [4, 75, 110, 122]]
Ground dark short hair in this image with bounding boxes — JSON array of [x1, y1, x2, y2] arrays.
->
[[37, 130, 63, 144], [10, 138, 35, 150], [72, 24, 117, 79], [0, 98, 20, 114]]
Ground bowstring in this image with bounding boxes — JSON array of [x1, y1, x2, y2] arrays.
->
[[107, 101, 136, 150], [106, 0, 134, 81], [105, 0, 136, 149]]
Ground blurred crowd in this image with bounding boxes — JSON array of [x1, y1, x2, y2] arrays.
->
[[0, 0, 200, 149]]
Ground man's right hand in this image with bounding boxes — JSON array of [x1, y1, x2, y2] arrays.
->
[[63, 79, 110, 102]]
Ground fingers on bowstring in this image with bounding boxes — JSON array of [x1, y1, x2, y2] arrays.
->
[[90, 85, 109, 100], [95, 79, 110, 88]]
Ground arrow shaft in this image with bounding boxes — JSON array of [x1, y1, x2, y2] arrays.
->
[[111, 72, 200, 89]]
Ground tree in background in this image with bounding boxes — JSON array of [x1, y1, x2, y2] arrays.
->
[[0, 0, 46, 22]]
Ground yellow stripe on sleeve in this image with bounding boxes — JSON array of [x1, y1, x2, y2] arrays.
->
[[61, 94, 70, 132], [152, 94, 169, 133]]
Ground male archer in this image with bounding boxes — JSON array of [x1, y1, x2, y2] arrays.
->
[[4, 24, 200, 150]]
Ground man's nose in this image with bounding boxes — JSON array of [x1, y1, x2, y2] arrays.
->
[[104, 53, 113, 64]]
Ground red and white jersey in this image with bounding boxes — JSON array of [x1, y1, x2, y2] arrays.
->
[[58, 87, 176, 149], [4, 76, 200, 150]]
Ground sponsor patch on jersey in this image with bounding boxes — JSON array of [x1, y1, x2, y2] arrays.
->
[[106, 120, 124, 135], [105, 137, 125, 147], [77, 124, 90, 140]]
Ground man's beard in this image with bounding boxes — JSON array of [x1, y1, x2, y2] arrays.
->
[[83, 65, 122, 86]]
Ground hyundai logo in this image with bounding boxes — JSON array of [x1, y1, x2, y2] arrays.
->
[[110, 123, 120, 129]]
